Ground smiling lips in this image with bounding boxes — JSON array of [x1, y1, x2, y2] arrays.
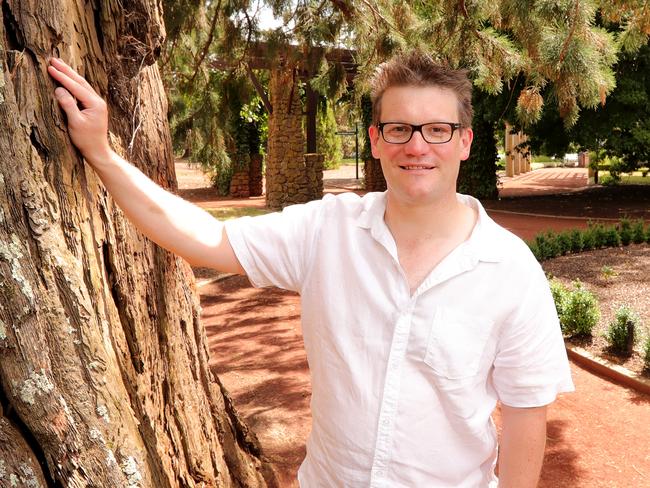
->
[[399, 164, 435, 170]]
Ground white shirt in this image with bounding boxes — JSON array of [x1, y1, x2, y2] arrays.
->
[[226, 191, 574, 487]]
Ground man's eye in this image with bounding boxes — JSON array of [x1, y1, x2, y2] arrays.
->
[[388, 125, 409, 133]]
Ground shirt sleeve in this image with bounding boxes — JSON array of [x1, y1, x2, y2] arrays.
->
[[224, 198, 325, 292], [492, 257, 575, 408]]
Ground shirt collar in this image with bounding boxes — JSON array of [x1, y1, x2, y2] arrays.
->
[[356, 191, 505, 263]]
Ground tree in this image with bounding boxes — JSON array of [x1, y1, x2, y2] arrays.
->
[[0, 0, 276, 486], [317, 99, 343, 169], [526, 41, 650, 170]]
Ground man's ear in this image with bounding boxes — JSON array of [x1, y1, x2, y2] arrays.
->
[[369, 125, 381, 159], [459, 127, 474, 161]]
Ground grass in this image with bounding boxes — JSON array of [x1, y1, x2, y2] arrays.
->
[[598, 171, 650, 185], [207, 207, 271, 220]]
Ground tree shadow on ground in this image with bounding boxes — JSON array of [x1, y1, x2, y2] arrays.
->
[[538, 419, 586, 488]]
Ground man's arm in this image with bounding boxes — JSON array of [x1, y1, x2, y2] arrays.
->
[[498, 403, 547, 488], [47, 58, 244, 274]]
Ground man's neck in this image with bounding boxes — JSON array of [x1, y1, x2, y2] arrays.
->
[[384, 191, 475, 247]]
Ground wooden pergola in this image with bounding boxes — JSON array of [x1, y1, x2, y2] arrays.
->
[[212, 43, 358, 153]]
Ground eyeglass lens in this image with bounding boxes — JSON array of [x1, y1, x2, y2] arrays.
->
[[381, 123, 455, 144]]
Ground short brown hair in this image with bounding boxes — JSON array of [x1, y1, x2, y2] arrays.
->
[[370, 51, 473, 127]]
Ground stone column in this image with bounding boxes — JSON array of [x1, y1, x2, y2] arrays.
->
[[305, 153, 324, 200], [229, 168, 250, 198], [249, 153, 264, 196], [505, 123, 530, 176], [266, 63, 307, 209]]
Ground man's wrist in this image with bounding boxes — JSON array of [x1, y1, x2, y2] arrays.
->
[[83, 145, 115, 173]]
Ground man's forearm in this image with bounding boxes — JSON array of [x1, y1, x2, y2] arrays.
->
[[498, 404, 547, 488], [90, 150, 242, 273]]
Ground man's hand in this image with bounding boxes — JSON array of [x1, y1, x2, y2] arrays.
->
[[47, 58, 111, 165], [46, 58, 244, 274]]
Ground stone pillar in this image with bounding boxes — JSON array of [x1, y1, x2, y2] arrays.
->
[[364, 158, 387, 192], [505, 123, 530, 176], [229, 169, 250, 198], [266, 63, 307, 209], [249, 153, 263, 196], [305, 153, 324, 200], [578, 151, 589, 168]]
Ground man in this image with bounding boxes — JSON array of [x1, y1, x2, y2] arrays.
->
[[48, 51, 574, 487]]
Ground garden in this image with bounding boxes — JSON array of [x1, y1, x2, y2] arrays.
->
[[535, 222, 650, 377]]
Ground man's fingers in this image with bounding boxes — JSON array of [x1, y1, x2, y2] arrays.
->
[[54, 87, 82, 124], [49, 58, 97, 94], [47, 63, 97, 107]]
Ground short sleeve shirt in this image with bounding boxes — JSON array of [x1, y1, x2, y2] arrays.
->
[[225, 191, 575, 488]]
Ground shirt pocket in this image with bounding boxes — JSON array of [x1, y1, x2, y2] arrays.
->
[[423, 307, 495, 380]]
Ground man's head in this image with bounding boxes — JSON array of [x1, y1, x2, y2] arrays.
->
[[367, 51, 475, 208], [370, 51, 473, 128]]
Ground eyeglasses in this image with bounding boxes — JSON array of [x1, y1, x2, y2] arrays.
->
[[377, 122, 463, 144]]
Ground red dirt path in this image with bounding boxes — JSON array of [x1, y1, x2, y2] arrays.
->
[[186, 165, 650, 487]]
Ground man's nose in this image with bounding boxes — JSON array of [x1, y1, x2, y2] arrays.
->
[[404, 129, 430, 155]]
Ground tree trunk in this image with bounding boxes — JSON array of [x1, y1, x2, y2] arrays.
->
[[266, 62, 308, 209], [0, 1, 275, 486]]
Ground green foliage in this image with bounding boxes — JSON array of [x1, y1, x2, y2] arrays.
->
[[644, 335, 650, 371], [529, 219, 648, 262], [632, 219, 646, 244], [569, 229, 584, 253], [549, 277, 571, 320], [581, 226, 596, 251], [600, 265, 617, 279], [548, 278, 601, 337], [360, 93, 373, 161], [525, 41, 650, 171], [533, 232, 561, 260], [606, 305, 641, 354], [457, 89, 499, 199], [560, 281, 601, 337], [556, 231, 573, 256], [317, 100, 343, 169], [618, 218, 633, 245]]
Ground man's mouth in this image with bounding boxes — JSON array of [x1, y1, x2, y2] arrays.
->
[[399, 164, 435, 170]]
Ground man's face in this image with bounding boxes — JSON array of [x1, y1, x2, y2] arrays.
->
[[369, 85, 473, 207]]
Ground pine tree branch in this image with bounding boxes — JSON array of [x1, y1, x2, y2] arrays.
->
[[359, 0, 397, 31], [558, 0, 581, 65], [188, 0, 222, 85], [246, 63, 273, 114]]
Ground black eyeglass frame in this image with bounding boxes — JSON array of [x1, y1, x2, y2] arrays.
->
[[377, 122, 463, 144]]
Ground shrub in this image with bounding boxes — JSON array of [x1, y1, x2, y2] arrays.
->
[[618, 218, 633, 246], [556, 231, 573, 255], [600, 174, 620, 186], [644, 336, 650, 371], [605, 305, 641, 355], [631, 219, 646, 244], [581, 226, 596, 251], [561, 281, 601, 336], [549, 278, 570, 319], [589, 223, 609, 248], [604, 225, 621, 247], [569, 229, 584, 253], [534, 232, 561, 260]]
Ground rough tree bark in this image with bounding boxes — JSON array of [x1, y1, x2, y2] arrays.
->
[[0, 0, 275, 486]]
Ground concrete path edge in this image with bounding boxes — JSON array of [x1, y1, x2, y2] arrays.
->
[[566, 345, 650, 396]]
